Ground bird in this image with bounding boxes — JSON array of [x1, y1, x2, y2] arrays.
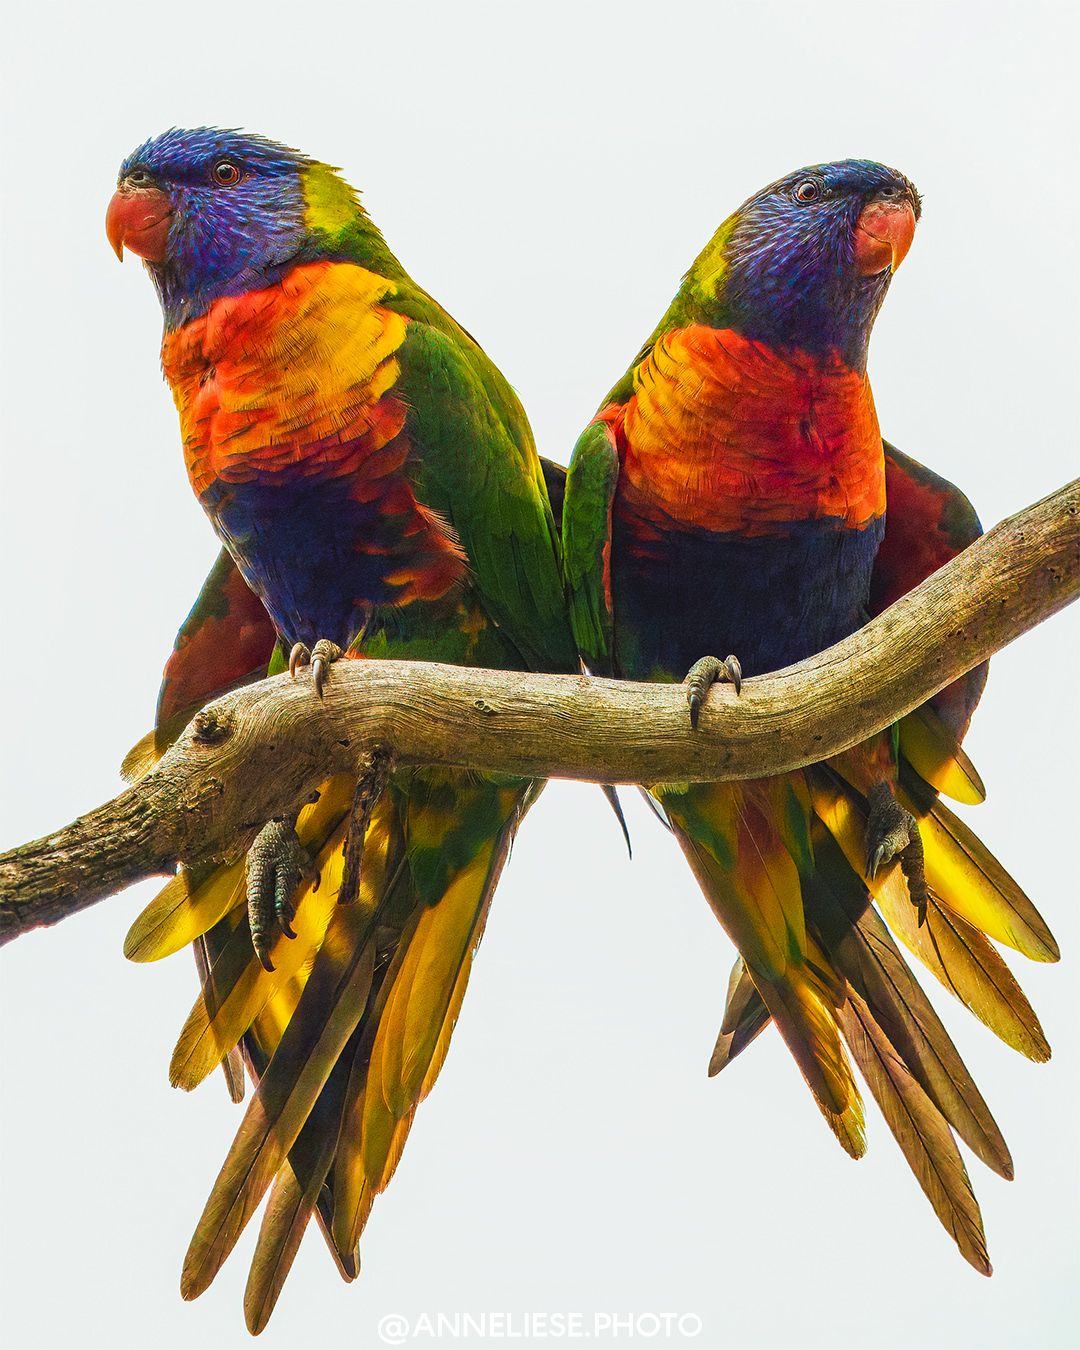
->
[[559, 158, 1058, 1272], [106, 126, 578, 1333]]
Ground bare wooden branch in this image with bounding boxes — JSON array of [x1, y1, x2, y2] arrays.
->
[[2, 479, 1077, 944]]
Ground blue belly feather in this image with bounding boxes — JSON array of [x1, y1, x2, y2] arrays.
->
[[612, 512, 884, 681]]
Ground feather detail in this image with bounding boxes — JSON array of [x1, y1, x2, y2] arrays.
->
[[899, 779, 1059, 963], [170, 817, 348, 1090], [708, 956, 772, 1075], [840, 990, 992, 1275], [808, 770, 1050, 1061], [361, 822, 510, 1192], [180, 903, 378, 1300], [805, 819, 1012, 1178], [243, 1048, 351, 1334], [125, 860, 245, 963], [897, 706, 985, 805], [193, 935, 245, 1103], [659, 780, 859, 1121]]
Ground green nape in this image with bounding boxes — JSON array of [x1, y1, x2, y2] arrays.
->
[[301, 162, 411, 283], [600, 214, 738, 408]]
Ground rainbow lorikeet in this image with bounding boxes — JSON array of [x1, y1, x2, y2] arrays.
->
[[560, 159, 1058, 1272], [106, 127, 577, 1333]]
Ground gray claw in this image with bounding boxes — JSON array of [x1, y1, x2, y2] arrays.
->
[[311, 639, 343, 698], [289, 639, 342, 698], [865, 781, 928, 926], [246, 817, 319, 971], [685, 654, 742, 729]]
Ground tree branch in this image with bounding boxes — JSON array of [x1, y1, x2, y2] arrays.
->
[[2, 479, 1076, 944]]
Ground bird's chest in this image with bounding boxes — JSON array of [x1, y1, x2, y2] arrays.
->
[[158, 262, 467, 647], [160, 260, 410, 501], [615, 324, 885, 537], [606, 326, 887, 678]]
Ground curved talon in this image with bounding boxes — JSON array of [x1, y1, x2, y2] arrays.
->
[[310, 639, 343, 698], [289, 638, 342, 698], [288, 642, 310, 679], [865, 781, 929, 926], [684, 654, 742, 729], [246, 817, 319, 971]]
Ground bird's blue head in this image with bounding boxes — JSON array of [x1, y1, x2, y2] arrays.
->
[[106, 127, 386, 330], [687, 159, 921, 372]]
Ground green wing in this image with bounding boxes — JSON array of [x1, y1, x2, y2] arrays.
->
[[563, 418, 620, 676], [391, 308, 576, 675]]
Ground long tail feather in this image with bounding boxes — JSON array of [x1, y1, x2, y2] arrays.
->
[[193, 935, 245, 1103], [708, 957, 772, 1075], [840, 990, 992, 1275], [807, 769, 1050, 1061], [244, 1044, 352, 1334], [804, 819, 1013, 1177], [181, 902, 378, 1300], [899, 771, 1059, 962], [659, 779, 862, 1132], [171, 827, 347, 1091]]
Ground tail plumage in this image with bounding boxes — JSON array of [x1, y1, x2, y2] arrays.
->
[[662, 725, 1055, 1272], [126, 764, 536, 1332]]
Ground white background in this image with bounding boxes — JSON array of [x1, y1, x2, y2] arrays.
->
[[1, 3, 1076, 1348]]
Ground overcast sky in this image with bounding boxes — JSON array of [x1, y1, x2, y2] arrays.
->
[[1, 3, 1076, 1348]]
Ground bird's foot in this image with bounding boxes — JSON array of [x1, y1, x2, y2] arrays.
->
[[684, 654, 742, 729], [246, 816, 320, 972], [865, 781, 928, 926], [289, 639, 343, 699]]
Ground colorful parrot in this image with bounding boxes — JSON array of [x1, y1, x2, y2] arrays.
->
[[105, 127, 578, 1333], [560, 159, 1058, 1272]]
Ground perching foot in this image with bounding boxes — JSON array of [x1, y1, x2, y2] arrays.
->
[[865, 781, 928, 926], [289, 639, 343, 698], [684, 654, 742, 729], [246, 817, 320, 971]]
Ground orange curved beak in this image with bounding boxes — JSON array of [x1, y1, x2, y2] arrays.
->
[[106, 186, 173, 262], [853, 199, 917, 276]]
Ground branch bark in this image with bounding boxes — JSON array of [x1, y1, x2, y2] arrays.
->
[[2, 479, 1077, 944]]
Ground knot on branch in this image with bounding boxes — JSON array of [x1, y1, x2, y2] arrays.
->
[[191, 707, 234, 745]]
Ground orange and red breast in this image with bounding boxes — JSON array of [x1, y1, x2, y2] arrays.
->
[[604, 324, 885, 538], [159, 261, 467, 622], [161, 260, 409, 496]]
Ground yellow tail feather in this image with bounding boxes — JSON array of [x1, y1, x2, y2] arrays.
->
[[362, 840, 497, 1189], [808, 771, 1050, 1061], [170, 821, 347, 1091], [124, 860, 245, 963], [898, 707, 985, 805], [900, 790, 1059, 963]]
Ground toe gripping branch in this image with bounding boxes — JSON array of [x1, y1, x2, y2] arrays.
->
[[245, 750, 394, 973], [289, 639, 344, 699], [685, 655, 743, 729], [246, 816, 320, 972], [865, 780, 929, 925]]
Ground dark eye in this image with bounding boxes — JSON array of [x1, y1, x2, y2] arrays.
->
[[212, 161, 242, 186], [794, 179, 821, 203]]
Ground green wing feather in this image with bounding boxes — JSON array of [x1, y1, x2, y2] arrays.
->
[[394, 315, 576, 675], [563, 420, 620, 675]]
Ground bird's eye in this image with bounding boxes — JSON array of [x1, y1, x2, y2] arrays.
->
[[794, 180, 821, 203], [212, 161, 242, 186]]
